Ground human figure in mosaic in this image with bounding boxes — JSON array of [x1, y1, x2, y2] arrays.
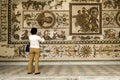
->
[[37, 12, 53, 27], [89, 13, 99, 32], [73, 10, 82, 27], [79, 7, 89, 32]]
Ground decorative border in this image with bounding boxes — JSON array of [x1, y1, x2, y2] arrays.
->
[[8, 0, 13, 44], [0, 0, 1, 42], [116, 11, 120, 27], [1, 0, 7, 42], [41, 40, 120, 44]]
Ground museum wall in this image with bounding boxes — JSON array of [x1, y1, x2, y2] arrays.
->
[[0, 0, 120, 61]]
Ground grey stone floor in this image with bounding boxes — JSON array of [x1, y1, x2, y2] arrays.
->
[[0, 64, 120, 80]]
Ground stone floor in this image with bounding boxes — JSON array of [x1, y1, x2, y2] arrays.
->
[[0, 64, 120, 80]]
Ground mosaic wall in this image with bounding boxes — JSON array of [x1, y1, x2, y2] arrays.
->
[[0, 0, 120, 61]]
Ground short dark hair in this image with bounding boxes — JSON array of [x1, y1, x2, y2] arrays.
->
[[31, 28, 37, 34]]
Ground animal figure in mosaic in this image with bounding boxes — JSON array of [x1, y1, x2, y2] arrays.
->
[[21, 30, 29, 40], [12, 23, 20, 40], [94, 36, 100, 39], [12, 11, 21, 24], [18, 45, 27, 58], [58, 30, 66, 40], [50, 0, 64, 9], [33, 0, 54, 10], [113, 0, 120, 9], [44, 30, 52, 40], [104, 29, 116, 39], [52, 31, 59, 40], [35, 1, 46, 10], [32, 1, 41, 10], [22, 0, 33, 10], [55, 0, 63, 9], [103, 0, 114, 8], [22, 0, 53, 10]]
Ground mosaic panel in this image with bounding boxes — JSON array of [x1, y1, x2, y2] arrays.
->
[[70, 3, 102, 35], [7, 0, 120, 44], [23, 10, 69, 29]]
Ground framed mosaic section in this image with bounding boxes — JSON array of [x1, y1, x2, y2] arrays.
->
[[23, 10, 69, 29], [8, 0, 70, 44], [69, 3, 102, 35], [7, 0, 120, 44], [23, 10, 56, 29]]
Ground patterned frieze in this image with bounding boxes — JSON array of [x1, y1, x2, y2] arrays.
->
[[39, 44, 120, 59], [0, 0, 7, 42], [0, 44, 120, 60]]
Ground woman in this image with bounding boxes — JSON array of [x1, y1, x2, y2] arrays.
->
[[28, 28, 45, 75]]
